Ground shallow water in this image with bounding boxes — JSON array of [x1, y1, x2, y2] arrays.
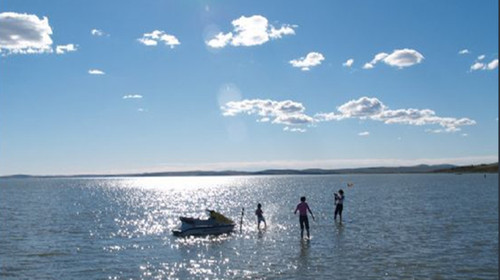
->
[[0, 174, 497, 279]]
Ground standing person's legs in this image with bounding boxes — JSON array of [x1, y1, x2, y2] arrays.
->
[[304, 216, 310, 238], [338, 204, 343, 222], [299, 216, 305, 238]]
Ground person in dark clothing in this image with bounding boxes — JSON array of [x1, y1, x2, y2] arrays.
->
[[294, 196, 315, 239], [255, 203, 266, 229], [334, 189, 344, 223]]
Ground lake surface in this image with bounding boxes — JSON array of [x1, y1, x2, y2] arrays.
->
[[0, 174, 497, 279]]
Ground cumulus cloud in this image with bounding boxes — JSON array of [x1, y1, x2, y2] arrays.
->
[[0, 12, 53, 54], [55, 44, 77, 54], [383, 49, 424, 68], [221, 99, 314, 131], [487, 59, 498, 70], [138, 30, 180, 48], [363, 49, 424, 69], [206, 32, 233, 48], [284, 127, 306, 133], [362, 63, 374, 69], [470, 58, 498, 71], [222, 96, 475, 133], [88, 69, 105, 75], [337, 97, 386, 118], [269, 25, 295, 39], [123, 94, 143, 99], [205, 15, 295, 48], [470, 62, 485, 71], [370, 52, 389, 64], [358, 131, 370, 136], [343, 58, 354, 68], [91, 29, 107, 37], [458, 49, 469, 55], [290, 52, 325, 71], [0, 12, 77, 56], [477, 54, 486, 60], [329, 97, 475, 133]]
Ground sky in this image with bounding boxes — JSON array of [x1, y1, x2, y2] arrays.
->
[[0, 0, 498, 176]]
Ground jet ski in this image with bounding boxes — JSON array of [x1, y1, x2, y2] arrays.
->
[[172, 210, 236, 237]]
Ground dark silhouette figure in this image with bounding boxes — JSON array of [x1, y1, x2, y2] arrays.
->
[[255, 203, 266, 229], [294, 196, 315, 239], [334, 189, 345, 223]]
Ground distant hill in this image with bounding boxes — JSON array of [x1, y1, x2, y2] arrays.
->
[[3, 163, 497, 178], [433, 163, 498, 173]]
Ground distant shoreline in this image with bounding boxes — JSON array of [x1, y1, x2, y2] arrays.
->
[[1, 163, 497, 179]]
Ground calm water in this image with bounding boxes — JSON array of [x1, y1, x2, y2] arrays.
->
[[0, 174, 497, 279]]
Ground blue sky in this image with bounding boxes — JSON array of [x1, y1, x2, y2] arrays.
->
[[0, 0, 498, 175]]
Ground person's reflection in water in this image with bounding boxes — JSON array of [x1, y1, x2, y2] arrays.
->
[[335, 221, 344, 234], [297, 238, 310, 275], [300, 239, 310, 257], [257, 227, 265, 239]]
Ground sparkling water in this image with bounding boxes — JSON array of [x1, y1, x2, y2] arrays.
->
[[0, 174, 497, 279]]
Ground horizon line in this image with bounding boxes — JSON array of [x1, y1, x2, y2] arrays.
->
[[1, 156, 497, 177]]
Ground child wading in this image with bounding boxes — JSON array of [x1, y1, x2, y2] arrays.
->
[[294, 196, 315, 239], [255, 203, 266, 229], [334, 189, 345, 222]]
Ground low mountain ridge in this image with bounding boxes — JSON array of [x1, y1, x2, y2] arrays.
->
[[2, 163, 498, 178]]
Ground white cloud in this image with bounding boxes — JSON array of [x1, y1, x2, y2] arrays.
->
[[362, 63, 374, 69], [358, 131, 370, 136], [487, 59, 498, 70], [222, 96, 475, 133], [337, 97, 386, 118], [0, 12, 76, 56], [91, 29, 107, 36], [221, 99, 314, 131], [343, 58, 354, 68], [383, 49, 424, 68], [206, 32, 233, 48], [284, 127, 306, 133], [313, 112, 345, 121], [269, 25, 296, 39], [470, 62, 485, 71], [463, 51, 500, 72], [205, 15, 295, 48], [123, 94, 143, 99], [470, 58, 498, 72], [370, 52, 389, 64], [470, 58, 498, 71], [458, 49, 470, 55], [289, 52, 325, 71], [55, 44, 77, 54], [231, 15, 269, 46], [333, 97, 475, 132], [377, 108, 475, 132], [88, 69, 105, 75], [364, 49, 424, 69], [138, 30, 180, 48], [0, 12, 53, 54]]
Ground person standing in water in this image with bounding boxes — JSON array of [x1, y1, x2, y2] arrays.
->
[[255, 203, 266, 229], [294, 196, 315, 239], [334, 189, 345, 222]]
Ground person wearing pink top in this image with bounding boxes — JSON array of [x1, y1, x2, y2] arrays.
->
[[294, 196, 315, 239]]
